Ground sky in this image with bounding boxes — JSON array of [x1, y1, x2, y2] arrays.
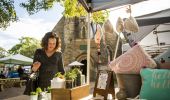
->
[[0, 0, 170, 51], [0, 1, 64, 50]]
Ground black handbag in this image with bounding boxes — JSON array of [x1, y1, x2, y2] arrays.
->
[[23, 72, 39, 95], [24, 49, 41, 95]]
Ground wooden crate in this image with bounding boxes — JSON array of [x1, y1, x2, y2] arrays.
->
[[51, 84, 90, 100]]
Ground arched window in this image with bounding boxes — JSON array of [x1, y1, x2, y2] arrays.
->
[[80, 26, 86, 39]]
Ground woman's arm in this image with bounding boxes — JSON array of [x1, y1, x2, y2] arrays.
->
[[58, 53, 65, 74], [32, 49, 41, 72]]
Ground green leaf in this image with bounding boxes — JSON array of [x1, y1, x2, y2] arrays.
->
[[47, 86, 51, 93], [64, 70, 77, 80], [54, 72, 65, 79], [30, 91, 38, 95], [8, 37, 40, 58], [0, 0, 18, 29], [36, 87, 42, 93]]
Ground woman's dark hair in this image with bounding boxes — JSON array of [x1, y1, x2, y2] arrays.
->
[[41, 32, 59, 51]]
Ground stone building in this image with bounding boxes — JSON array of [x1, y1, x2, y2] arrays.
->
[[52, 17, 122, 81]]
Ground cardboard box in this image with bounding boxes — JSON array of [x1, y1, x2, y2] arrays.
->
[[51, 84, 90, 100]]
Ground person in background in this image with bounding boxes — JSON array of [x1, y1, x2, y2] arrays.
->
[[7, 68, 12, 78], [17, 66, 24, 79], [32, 32, 65, 90], [0, 71, 5, 78], [2, 68, 6, 77], [4, 68, 8, 78]]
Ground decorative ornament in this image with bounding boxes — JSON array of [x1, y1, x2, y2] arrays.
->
[[116, 17, 124, 33], [124, 16, 139, 33], [124, 5, 139, 33]]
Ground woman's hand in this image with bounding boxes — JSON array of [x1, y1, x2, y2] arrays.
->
[[32, 61, 41, 72]]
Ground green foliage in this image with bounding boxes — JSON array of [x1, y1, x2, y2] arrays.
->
[[63, 0, 86, 17], [47, 86, 51, 93], [36, 87, 42, 94], [0, 0, 109, 29], [8, 44, 22, 54], [55, 68, 81, 80], [0, 47, 7, 58], [20, 0, 108, 23], [0, 0, 18, 29], [8, 37, 40, 58], [30, 91, 38, 95], [92, 10, 109, 24], [71, 67, 81, 74], [64, 69, 77, 80], [20, 0, 59, 15], [54, 72, 65, 79]]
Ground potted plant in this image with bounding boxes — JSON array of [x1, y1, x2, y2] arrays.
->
[[30, 91, 38, 100], [72, 67, 82, 86], [36, 87, 42, 94], [47, 86, 51, 100], [54, 72, 65, 79], [52, 72, 65, 88], [64, 70, 77, 88], [36, 87, 43, 100]]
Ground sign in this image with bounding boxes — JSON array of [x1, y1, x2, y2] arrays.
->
[[80, 45, 87, 50], [97, 73, 108, 89], [93, 70, 115, 99]]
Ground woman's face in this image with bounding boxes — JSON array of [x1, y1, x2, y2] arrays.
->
[[47, 38, 56, 52]]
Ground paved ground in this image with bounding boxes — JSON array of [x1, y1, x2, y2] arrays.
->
[[0, 86, 29, 100], [0, 83, 118, 100], [0, 82, 95, 100]]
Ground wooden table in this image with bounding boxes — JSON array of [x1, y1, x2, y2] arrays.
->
[[8, 78, 20, 87]]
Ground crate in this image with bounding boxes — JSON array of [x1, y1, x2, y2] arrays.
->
[[51, 84, 90, 100]]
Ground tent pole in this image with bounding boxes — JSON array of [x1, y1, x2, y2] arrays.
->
[[113, 32, 120, 60], [87, 12, 91, 84]]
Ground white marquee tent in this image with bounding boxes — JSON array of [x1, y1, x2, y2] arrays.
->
[[0, 54, 33, 66]]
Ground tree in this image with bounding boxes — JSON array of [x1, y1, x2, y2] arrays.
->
[[0, 0, 17, 29], [8, 37, 40, 58], [0, 0, 109, 29], [21, 0, 109, 23], [0, 47, 7, 58]]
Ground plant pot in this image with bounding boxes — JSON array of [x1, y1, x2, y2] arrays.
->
[[47, 93, 51, 100], [51, 79, 65, 88], [66, 80, 74, 89], [73, 79, 77, 87], [76, 73, 81, 86], [38, 92, 48, 100], [30, 95, 38, 100]]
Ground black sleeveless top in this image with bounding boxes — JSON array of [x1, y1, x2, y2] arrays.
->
[[33, 49, 65, 90]]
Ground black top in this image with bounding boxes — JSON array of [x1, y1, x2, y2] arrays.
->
[[33, 49, 65, 90], [17, 67, 24, 77]]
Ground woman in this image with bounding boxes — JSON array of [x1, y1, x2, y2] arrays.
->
[[32, 32, 65, 90]]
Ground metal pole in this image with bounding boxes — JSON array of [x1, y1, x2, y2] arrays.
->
[[87, 12, 91, 84]]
